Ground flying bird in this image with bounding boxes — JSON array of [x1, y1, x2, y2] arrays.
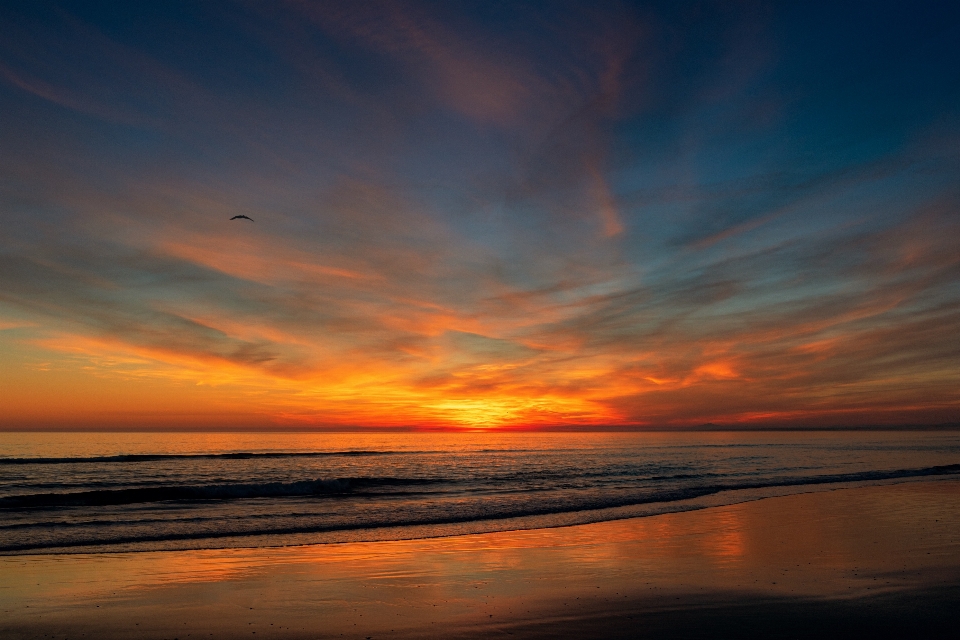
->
[[230, 215, 254, 221]]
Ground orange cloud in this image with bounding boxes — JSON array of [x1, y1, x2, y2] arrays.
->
[[1, 2, 957, 431]]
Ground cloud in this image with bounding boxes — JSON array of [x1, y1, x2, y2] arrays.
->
[[0, 1, 957, 428]]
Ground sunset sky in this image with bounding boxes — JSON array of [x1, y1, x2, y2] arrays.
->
[[1, 1, 958, 430]]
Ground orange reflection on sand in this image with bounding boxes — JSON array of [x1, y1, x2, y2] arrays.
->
[[699, 510, 746, 562], [5, 480, 957, 640]]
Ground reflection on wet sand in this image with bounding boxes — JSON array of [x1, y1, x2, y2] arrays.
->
[[2, 480, 959, 639]]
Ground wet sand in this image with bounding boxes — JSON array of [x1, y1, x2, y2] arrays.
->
[[2, 479, 959, 639]]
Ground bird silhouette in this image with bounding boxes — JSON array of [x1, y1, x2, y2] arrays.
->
[[230, 215, 254, 221]]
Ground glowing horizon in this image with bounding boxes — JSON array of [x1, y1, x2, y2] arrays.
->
[[1, 2, 958, 430]]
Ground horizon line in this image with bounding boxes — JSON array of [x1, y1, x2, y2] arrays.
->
[[3, 423, 959, 434]]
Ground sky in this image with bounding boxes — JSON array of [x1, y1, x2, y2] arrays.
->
[[1, 0, 958, 430]]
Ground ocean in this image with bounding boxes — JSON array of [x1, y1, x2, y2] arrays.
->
[[1, 430, 958, 555]]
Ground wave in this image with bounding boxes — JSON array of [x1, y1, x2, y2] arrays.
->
[[4, 463, 959, 513], [0, 451, 404, 465], [0, 477, 441, 509], [3, 463, 959, 554]]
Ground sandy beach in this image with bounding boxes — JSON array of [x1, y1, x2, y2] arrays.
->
[[3, 479, 959, 640]]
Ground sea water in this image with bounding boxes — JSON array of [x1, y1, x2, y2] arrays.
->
[[1, 430, 958, 554]]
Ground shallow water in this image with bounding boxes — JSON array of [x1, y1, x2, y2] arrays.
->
[[1, 431, 958, 554]]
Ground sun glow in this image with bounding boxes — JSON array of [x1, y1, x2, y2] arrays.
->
[[1, 1, 958, 431]]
